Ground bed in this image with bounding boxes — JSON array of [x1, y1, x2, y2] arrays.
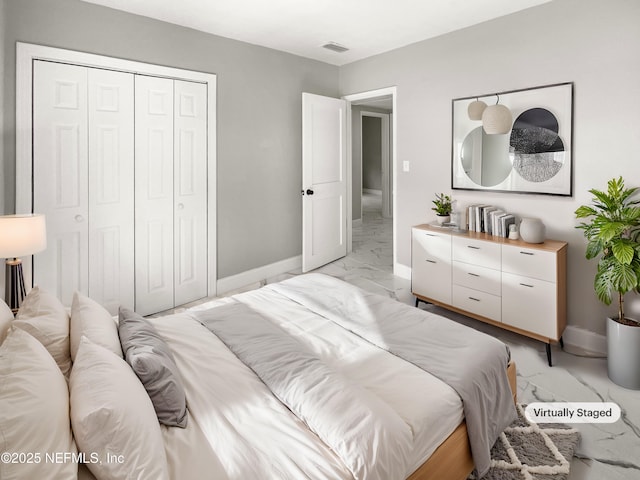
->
[[0, 273, 517, 480]]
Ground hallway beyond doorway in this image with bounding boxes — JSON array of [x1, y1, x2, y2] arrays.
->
[[351, 191, 392, 273]]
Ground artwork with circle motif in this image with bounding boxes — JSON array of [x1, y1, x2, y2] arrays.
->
[[510, 108, 565, 183]]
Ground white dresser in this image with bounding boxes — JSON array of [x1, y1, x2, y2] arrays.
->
[[411, 224, 567, 366]]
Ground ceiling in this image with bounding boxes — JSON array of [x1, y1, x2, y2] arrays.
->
[[80, 0, 552, 66]]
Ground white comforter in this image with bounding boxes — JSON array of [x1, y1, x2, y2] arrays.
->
[[148, 283, 464, 480]]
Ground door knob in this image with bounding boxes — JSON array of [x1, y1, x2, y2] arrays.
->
[[75, 215, 84, 222], [306, 189, 314, 195]]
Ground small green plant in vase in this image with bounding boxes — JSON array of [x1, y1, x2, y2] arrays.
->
[[432, 193, 453, 225]]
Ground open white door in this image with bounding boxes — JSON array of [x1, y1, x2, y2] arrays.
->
[[302, 93, 347, 272]]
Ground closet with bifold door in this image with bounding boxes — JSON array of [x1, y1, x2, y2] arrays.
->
[[33, 60, 208, 316]]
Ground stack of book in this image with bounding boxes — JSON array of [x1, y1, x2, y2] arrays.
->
[[467, 205, 516, 238]]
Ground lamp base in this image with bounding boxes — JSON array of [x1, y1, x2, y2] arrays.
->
[[5, 258, 26, 315]]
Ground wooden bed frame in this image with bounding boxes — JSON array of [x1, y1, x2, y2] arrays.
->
[[407, 361, 517, 480]]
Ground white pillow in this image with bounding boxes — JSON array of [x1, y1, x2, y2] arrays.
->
[[0, 298, 13, 345], [70, 291, 122, 361], [13, 286, 72, 378], [70, 336, 169, 480], [0, 327, 77, 480]]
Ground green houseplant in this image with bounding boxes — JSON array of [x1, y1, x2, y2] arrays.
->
[[432, 193, 453, 224], [575, 176, 640, 388]]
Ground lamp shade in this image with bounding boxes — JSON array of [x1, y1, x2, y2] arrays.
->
[[467, 100, 487, 120], [482, 104, 513, 134], [0, 214, 47, 258]]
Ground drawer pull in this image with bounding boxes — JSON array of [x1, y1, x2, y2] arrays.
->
[[426, 260, 436, 264], [468, 297, 481, 302], [519, 283, 534, 288], [467, 272, 480, 277], [425, 233, 438, 237], [519, 251, 534, 256], [467, 245, 480, 250]]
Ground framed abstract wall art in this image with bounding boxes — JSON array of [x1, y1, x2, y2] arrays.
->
[[452, 82, 573, 196]]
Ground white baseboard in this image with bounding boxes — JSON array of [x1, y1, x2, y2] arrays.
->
[[562, 325, 607, 355], [394, 263, 411, 280], [353, 218, 362, 226], [217, 255, 302, 295], [363, 188, 382, 195]]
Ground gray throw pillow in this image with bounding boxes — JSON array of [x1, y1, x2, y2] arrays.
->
[[118, 307, 188, 428]]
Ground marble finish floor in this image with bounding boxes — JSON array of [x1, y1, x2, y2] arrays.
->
[[189, 193, 640, 479], [317, 194, 640, 479]]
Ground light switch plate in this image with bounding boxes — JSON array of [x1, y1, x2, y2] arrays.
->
[[403, 161, 410, 172]]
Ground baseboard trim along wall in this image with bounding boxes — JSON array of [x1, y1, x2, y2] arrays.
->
[[562, 325, 607, 356], [394, 262, 411, 280], [217, 255, 302, 296]]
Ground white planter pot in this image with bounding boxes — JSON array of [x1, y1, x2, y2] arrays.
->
[[607, 317, 640, 390], [436, 215, 450, 225]]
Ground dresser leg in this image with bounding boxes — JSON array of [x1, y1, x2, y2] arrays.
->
[[546, 342, 553, 367], [559, 336, 564, 349], [415, 297, 432, 308]]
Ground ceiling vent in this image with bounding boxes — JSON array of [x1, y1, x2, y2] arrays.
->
[[322, 42, 349, 53]]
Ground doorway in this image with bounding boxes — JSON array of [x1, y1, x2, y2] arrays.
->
[[343, 88, 396, 274], [360, 111, 391, 219]]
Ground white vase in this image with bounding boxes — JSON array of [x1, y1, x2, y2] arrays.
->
[[519, 217, 545, 243], [508, 224, 519, 240], [436, 215, 450, 225]]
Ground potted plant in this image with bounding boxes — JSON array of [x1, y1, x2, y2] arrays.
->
[[575, 176, 640, 389], [432, 193, 453, 225]]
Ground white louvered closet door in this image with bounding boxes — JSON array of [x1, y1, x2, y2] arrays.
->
[[33, 61, 89, 305], [174, 80, 208, 306], [135, 75, 175, 315]]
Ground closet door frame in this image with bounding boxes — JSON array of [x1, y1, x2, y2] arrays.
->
[[16, 42, 217, 299]]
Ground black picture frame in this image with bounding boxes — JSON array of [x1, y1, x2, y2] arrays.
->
[[451, 82, 573, 196]]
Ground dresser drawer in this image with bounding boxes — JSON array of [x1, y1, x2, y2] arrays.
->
[[412, 229, 451, 263], [412, 229, 452, 304], [452, 285, 501, 322], [502, 245, 556, 282], [452, 236, 501, 270], [502, 272, 557, 338], [452, 261, 501, 296]]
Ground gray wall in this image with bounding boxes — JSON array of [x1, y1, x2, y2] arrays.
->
[[351, 105, 391, 220], [340, 0, 640, 336], [0, 0, 5, 215], [1, 0, 339, 278], [362, 116, 382, 191]]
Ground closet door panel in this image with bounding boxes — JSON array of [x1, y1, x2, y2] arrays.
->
[[174, 80, 208, 306], [33, 61, 88, 305], [135, 75, 174, 315], [88, 69, 135, 314]]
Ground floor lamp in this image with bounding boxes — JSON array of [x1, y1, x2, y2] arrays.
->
[[0, 214, 47, 314]]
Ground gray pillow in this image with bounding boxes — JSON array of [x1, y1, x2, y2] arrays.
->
[[118, 307, 187, 428]]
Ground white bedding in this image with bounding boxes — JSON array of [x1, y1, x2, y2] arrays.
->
[[148, 282, 464, 479]]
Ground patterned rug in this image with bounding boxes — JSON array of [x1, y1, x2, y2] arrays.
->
[[468, 403, 581, 480]]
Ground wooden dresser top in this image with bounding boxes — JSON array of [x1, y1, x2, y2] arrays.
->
[[413, 223, 568, 253]]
